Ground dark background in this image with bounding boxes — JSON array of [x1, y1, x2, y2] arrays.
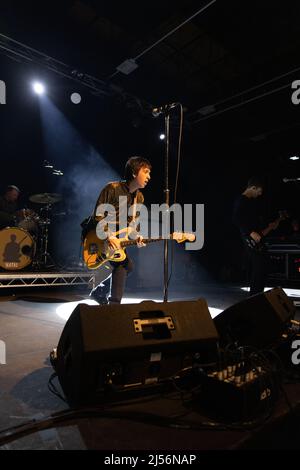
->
[[1, 0, 300, 285]]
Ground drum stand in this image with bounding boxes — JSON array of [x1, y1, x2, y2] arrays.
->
[[33, 204, 56, 269]]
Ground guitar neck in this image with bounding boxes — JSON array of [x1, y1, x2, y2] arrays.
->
[[261, 226, 273, 237], [120, 235, 174, 248], [261, 216, 282, 237]]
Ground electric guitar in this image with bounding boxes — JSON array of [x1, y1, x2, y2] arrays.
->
[[243, 210, 289, 251], [83, 227, 196, 270]]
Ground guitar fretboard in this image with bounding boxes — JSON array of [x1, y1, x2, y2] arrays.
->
[[120, 235, 175, 248]]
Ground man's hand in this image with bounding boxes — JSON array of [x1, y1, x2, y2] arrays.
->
[[268, 220, 279, 230], [250, 231, 261, 243], [108, 236, 121, 250], [136, 235, 146, 248]]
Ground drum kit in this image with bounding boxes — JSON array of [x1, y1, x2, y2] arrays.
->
[[0, 193, 62, 271]]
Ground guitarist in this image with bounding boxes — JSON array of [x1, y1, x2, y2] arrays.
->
[[233, 176, 279, 296], [90, 156, 151, 304]]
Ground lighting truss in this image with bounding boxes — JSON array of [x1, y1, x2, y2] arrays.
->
[[0, 32, 112, 97]]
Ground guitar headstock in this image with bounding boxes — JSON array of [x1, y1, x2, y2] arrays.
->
[[172, 232, 196, 243]]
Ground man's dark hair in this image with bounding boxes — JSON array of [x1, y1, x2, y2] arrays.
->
[[247, 176, 264, 189], [124, 156, 151, 182]]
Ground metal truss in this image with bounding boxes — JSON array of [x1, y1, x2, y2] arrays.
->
[[0, 271, 95, 289], [0, 32, 152, 113], [0, 32, 111, 97]]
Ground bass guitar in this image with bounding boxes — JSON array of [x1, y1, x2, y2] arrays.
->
[[243, 210, 289, 251]]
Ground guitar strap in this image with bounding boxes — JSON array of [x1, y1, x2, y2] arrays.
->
[[131, 192, 138, 223]]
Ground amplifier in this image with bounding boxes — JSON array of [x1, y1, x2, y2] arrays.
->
[[199, 364, 279, 422]]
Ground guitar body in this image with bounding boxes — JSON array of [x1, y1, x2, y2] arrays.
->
[[83, 228, 128, 270], [243, 235, 266, 252], [243, 211, 289, 252]]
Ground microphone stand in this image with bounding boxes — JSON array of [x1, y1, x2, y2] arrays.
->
[[163, 112, 170, 302], [153, 101, 178, 301]]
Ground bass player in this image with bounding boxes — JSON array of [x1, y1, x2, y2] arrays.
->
[[232, 176, 280, 296]]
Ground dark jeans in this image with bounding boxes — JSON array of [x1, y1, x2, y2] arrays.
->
[[93, 256, 134, 303], [245, 247, 270, 296]]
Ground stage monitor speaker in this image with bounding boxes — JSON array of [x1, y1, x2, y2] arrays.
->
[[54, 299, 219, 406], [214, 287, 295, 349]]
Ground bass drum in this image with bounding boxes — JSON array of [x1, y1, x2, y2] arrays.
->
[[0, 227, 36, 270]]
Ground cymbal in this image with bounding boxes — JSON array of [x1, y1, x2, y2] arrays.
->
[[29, 193, 62, 204]]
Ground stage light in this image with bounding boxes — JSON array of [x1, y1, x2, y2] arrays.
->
[[32, 82, 45, 95], [43, 160, 53, 169], [159, 133, 165, 140], [70, 92, 81, 104], [289, 155, 299, 160]]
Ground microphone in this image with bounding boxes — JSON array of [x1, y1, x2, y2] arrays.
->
[[152, 103, 177, 117], [283, 177, 300, 183]]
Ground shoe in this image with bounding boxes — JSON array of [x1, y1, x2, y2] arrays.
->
[[89, 286, 109, 305]]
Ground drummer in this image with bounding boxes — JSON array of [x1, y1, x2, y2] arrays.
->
[[0, 185, 39, 234], [0, 185, 21, 230]]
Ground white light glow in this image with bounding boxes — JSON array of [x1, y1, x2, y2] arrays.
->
[[56, 299, 98, 321], [122, 297, 160, 304], [241, 287, 250, 292], [159, 133, 166, 140], [55, 298, 159, 321], [241, 287, 300, 297], [56, 297, 223, 322], [208, 307, 223, 319], [290, 156, 299, 160], [32, 82, 45, 95]]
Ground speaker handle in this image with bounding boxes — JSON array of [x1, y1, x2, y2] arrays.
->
[[133, 316, 175, 333]]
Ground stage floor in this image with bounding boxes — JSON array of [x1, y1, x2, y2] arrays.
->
[[0, 283, 299, 450]]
